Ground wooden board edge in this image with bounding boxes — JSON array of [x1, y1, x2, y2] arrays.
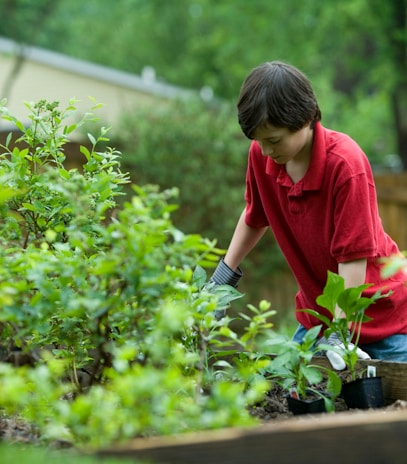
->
[[97, 409, 407, 464]]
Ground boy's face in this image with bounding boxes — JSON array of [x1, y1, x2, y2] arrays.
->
[[252, 123, 313, 165]]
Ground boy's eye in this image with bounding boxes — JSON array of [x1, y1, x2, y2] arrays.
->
[[269, 139, 280, 145]]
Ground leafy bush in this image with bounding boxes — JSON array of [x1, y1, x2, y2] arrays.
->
[[115, 97, 291, 316], [0, 99, 274, 448]]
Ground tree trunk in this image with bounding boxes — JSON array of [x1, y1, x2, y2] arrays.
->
[[1, 44, 25, 103], [392, 86, 407, 170], [388, 0, 407, 169]]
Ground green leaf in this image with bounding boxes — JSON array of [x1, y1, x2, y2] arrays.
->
[[87, 133, 97, 145], [301, 364, 322, 385], [15, 120, 25, 132], [80, 144, 91, 161], [6, 132, 12, 147], [302, 324, 322, 345], [326, 370, 342, 397], [21, 202, 36, 212], [300, 308, 331, 327], [316, 271, 345, 314], [212, 360, 233, 369], [63, 124, 77, 135], [193, 265, 207, 289], [58, 168, 70, 180], [0, 186, 17, 204]]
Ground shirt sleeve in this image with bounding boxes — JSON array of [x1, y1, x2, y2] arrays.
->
[[244, 145, 269, 229], [331, 172, 378, 262]]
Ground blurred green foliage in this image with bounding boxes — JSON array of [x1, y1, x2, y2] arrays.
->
[[115, 98, 292, 316], [0, 0, 404, 165], [117, 98, 246, 244], [0, 444, 138, 464]]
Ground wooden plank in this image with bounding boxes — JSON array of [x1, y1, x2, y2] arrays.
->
[[98, 408, 407, 464], [376, 186, 407, 204], [374, 173, 407, 249]]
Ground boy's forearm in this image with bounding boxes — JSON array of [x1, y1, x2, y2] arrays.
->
[[336, 258, 368, 319], [224, 209, 267, 270], [338, 258, 367, 288]]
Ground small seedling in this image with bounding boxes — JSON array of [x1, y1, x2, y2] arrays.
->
[[264, 324, 341, 412], [302, 271, 389, 381]]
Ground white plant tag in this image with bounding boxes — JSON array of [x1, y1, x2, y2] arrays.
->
[[367, 365, 376, 378]]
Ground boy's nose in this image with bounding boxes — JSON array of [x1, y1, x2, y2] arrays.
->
[[260, 142, 273, 156]]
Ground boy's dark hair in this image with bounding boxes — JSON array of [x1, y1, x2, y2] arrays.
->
[[237, 61, 321, 139]]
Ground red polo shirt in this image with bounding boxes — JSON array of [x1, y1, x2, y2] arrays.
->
[[245, 122, 407, 343]]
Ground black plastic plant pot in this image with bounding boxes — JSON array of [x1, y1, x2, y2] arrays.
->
[[286, 393, 326, 415], [341, 377, 385, 409]]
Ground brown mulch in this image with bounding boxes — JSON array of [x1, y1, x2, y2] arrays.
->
[[248, 382, 407, 424], [0, 415, 40, 445], [248, 382, 349, 422]]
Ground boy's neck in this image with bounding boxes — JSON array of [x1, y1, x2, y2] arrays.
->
[[285, 128, 314, 183]]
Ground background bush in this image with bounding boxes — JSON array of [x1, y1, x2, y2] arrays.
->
[[115, 98, 295, 323]]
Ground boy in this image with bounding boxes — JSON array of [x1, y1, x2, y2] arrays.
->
[[210, 61, 407, 368]]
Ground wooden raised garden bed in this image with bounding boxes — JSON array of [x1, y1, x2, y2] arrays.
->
[[98, 358, 407, 464]]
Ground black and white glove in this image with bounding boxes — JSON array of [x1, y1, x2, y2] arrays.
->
[[208, 258, 243, 288], [316, 331, 371, 370], [207, 259, 243, 319]]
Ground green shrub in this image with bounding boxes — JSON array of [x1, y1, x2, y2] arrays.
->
[[0, 98, 274, 448]]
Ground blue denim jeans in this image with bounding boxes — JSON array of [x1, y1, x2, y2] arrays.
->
[[292, 324, 407, 362]]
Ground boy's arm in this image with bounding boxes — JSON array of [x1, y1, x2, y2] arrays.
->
[[337, 258, 367, 318], [209, 209, 267, 287], [320, 258, 370, 370], [223, 208, 268, 271]]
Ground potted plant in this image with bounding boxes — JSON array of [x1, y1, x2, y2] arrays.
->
[[302, 271, 387, 409], [264, 324, 342, 415]]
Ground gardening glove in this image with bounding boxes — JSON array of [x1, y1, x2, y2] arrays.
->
[[209, 258, 243, 288], [207, 259, 243, 320], [317, 331, 371, 371]]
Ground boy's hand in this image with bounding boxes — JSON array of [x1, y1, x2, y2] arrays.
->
[[317, 332, 371, 370], [208, 258, 243, 288], [206, 259, 243, 320]]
